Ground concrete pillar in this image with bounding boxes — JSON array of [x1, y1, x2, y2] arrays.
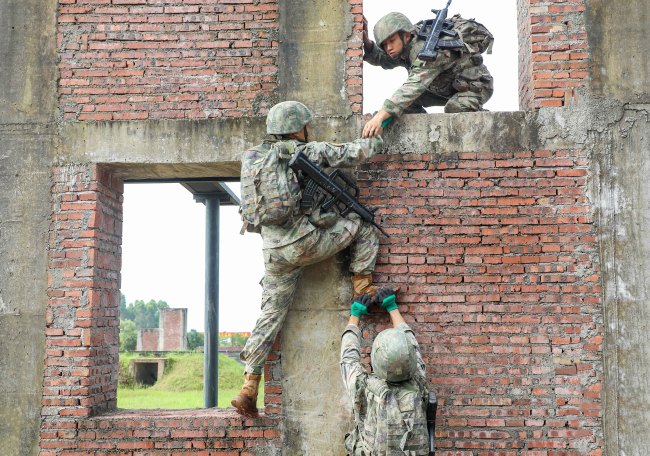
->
[[278, 0, 356, 117], [0, 1, 58, 455], [586, 1, 650, 454], [276, 1, 358, 453]]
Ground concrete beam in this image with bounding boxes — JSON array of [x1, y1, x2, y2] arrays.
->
[[58, 110, 545, 172]]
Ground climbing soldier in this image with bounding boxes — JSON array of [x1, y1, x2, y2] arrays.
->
[[362, 9, 494, 138], [232, 101, 385, 417], [341, 288, 433, 455]]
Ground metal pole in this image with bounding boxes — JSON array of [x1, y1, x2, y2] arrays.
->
[[203, 196, 220, 408]]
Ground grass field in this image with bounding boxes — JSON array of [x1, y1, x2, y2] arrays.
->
[[117, 352, 263, 410]]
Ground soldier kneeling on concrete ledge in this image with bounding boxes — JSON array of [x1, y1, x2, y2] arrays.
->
[[362, 11, 494, 138], [341, 288, 433, 455]]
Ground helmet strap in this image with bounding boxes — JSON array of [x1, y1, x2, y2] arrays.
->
[[303, 126, 309, 143], [398, 32, 411, 57]]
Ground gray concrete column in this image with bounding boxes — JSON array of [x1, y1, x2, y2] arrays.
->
[[586, 1, 650, 454], [276, 1, 358, 453], [278, 0, 355, 117], [0, 1, 58, 455]]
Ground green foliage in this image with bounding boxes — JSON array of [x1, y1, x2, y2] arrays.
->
[[119, 293, 169, 333], [187, 329, 204, 351], [119, 319, 138, 352], [151, 353, 244, 392], [117, 387, 250, 409], [118, 388, 204, 409], [219, 333, 250, 347], [117, 352, 262, 409]]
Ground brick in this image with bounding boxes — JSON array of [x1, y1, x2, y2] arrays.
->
[[44, 3, 602, 454], [57, 0, 280, 119]]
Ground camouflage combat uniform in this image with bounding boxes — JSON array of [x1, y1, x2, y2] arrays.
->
[[240, 136, 384, 375], [365, 17, 493, 115], [340, 323, 429, 455]]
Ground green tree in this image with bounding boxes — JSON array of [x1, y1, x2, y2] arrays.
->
[[120, 319, 138, 352], [120, 298, 169, 329], [187, 329, 204, 351], [231, 333, 249, 346], [120, 294, 134, 321]]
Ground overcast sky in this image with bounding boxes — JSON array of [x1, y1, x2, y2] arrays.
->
[[120, 0, 518, 333]]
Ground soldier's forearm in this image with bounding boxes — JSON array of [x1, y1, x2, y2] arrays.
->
[[389, 308, 406, 327]]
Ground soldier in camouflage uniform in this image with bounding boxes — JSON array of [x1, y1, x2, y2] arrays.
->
[[232, 101, 384, 417], [341, 288, 430, 455], [362, 12, 494, 138]]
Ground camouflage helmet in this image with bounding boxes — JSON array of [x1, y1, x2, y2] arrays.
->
[[373, 12, 416, 46], [266, 101, 314, 135], [371, 328, 417, 382]]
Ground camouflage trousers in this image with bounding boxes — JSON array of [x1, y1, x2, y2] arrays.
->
[[241, 216, 379, 375], [406, 62, 493, 114]]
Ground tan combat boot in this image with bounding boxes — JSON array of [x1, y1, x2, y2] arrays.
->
[[231, 373, 261, 417], [351, 274, 377, 297]]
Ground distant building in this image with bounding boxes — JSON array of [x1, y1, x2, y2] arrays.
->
[[136, 308, 188, 352]]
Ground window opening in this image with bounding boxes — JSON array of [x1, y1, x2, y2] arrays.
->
[[119, 182, 264, 410], [363, 0, 519, 113]]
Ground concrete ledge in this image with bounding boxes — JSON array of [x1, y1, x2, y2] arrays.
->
[[57, 110, 555, 181]]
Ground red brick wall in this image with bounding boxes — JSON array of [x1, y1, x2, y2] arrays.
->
[[137, 327, 160, 351], [359, 149, 604, 455], [43, 164, 283, 454], [58, 0, 279, 121], [160, 308, 187, 351], [45, 164, 123, 419], [517, 0, 590, 109], [40, 409, 280, 455]]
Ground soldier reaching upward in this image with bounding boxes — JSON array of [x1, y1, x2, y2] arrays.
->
[[232, 101, 384, 417], [362, 11, 494, 138], [341, 288, 430, 455]]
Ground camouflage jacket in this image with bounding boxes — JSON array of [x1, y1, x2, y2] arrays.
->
[[259, 136, 383, 249], [340, 323, 428, 455], [364, 38, 462, 117]]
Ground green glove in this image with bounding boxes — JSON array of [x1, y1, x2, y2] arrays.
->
[[376, 287, 398, 312], [350, 294, 373, 318]]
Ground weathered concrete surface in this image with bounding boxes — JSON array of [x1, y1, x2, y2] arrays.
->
[[0, 1, 58, 123], [585, 1, 650, 454], [0, 127, 55, 456], [383, 111, 539, 153], [586, 0, 650, 102], [0, 0, 58, 454], [278, 0, 354, 117], [59, 118, 267, 180], [279, 257, 352, 454], [590, 105, 650, 456], [0, 316, 49, 455]]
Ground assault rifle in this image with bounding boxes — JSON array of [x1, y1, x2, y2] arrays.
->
[[288, 151, 390, 237], [427, 391, 438, 455], [417, 0, 464, 61]]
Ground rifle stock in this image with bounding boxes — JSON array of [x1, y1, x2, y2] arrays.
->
[[417, 0, 462, 61], [288, 151, 390, 237]]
